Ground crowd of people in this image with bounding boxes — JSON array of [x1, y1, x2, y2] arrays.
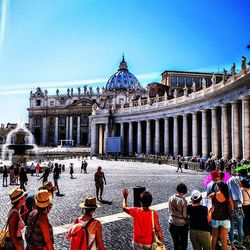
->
[[1, 157, 250, 250]]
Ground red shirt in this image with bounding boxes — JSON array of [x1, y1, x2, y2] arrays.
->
[[128, 208, 158, 245]]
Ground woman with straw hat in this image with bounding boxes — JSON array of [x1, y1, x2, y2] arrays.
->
[[5, 187, 27, 250], [25, 190, 54, 250], [66, 196, 106, 250]]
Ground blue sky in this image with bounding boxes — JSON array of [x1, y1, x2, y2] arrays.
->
[[0, 0, 249, 124]]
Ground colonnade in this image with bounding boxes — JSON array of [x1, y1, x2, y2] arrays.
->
[[92, 97, 250, 160]]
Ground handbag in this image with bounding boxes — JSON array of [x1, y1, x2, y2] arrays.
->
[[151, 211, 166, 250], [0, 222, 8, 250]]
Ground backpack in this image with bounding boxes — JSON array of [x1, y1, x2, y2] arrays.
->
[[66, 218, 95, 250]]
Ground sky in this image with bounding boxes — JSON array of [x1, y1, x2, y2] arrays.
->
[[0, 0, 249, 124]]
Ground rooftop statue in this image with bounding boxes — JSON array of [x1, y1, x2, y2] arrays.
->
[[231, 63, 236, 75], [155, 93, 159, 102], [164, 91, 168, 101], [89, 87, 93, 94], [77, 87, 81, 95], [56, 89, 59, 96], [30, 90, 33, 97], [183, 85, 188, 96], [138, 97, 141, 106], [84, 85, 87, 95], [241, 56, 247, 70], [202, 78, 206, 89], [222, 69, 228, 82], [71, 88, 73, 96], [173, 89, 178, 98], [147, 95, 151, 105], [192, 82, 196, 92], [44, 89, 48, 96], [67, 88, 70, 96], [96, 86, 100, 94], [211, 74, 216, 85]]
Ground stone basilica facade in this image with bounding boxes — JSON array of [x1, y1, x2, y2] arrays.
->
[[28, 56, 250, 160]]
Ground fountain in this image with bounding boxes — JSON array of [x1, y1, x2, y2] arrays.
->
[[1, 122, 37, 165]]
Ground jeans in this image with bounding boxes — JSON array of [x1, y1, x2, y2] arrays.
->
[[169, 223, 188, 250], [229, 213, 244, 243]]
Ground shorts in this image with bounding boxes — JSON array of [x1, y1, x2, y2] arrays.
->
[[211, 219, 231, 229], [95, 181, 104, 189]]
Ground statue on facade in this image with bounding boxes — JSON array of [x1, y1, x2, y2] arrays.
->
[[96, 86, 100, 94], [67, 88, 70, 96], [191, 82, 196, 92], [84, 85, 87, 95], [173, 89, 178, 98], [231, 63, 236, 75], [222, 68, 228, 82], [138, 97, 141, 106], [77, 87, 81, 95], [183, 85, 188, 96], [147, 95, 151, 105], [164, 91, 168, 101], [241, 56, 247, 70], [211, 73, 216, 85], [56, 89, 59, 96], [202, 78, 206, 89]]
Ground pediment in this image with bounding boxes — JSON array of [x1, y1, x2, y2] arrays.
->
[[68, 98, 94, 108]]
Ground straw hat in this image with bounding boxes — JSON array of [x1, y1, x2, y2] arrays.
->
[[8, 188, 28, 204], [43, 181, 55, 192], [35, 190, 52, 208], [79, 196, 101, 209], [191, 190, 202, 201]]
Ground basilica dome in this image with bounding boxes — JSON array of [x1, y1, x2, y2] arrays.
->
[[105, 56, 143, 92]]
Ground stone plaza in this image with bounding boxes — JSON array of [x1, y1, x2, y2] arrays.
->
[[0, 158, 207, 249]]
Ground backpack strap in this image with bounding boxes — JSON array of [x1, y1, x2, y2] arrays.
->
[[244, 188, 250, 199], [79, 218, 94, 250]]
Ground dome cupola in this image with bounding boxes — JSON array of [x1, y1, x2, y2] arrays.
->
[[105, 56, 143, 92]]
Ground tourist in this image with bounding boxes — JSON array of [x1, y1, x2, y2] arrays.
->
[[66, 196, 106, 250], [14, 165, 20, 185], [83, 160, 88, 173], [227, 173, 245, 249], [30, 163, 35, 176], [187, 190, 211, 250], [94, 166, 106, 201], [19, 167, 28, 191], [208, 181, 234, 250], [25, 190, 54, 250], [5, 187, 27, 250], [81, 160, 84, 173], [122, 189, 164, 250], [53, 163, 61, 194], [206, 170, 220, 195], [38, 167, 50, 185], [9, 165, 15, 185], [69, 163, 74, 179], [168, 183, 188, 250], [176, 155, 183, 173], [35, 163, 40, 176], [2, 165, 8, 187], [240, 179, 250, 243]]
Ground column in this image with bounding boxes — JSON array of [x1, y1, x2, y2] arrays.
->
[[54, 116, 58, 146], [182, 114, 188, 156], [128, 122, 133, 155], [164, 117, 169, 155], [29, 117, 33, 134], [146, 120, 151, 154], [192, 113, 198, 156], [104, 123, 109, 154], [91, 122, 97, 154], [65, 116, 69, 140], [231, 101, 240, 159], [221, 104, 229, 159], [137, 121, 142, 154], [42, 116, 47, 145], [120, 122, 124, 153], [173, 116, 178, 156], [69, 116, 73, 142], [155, 119, 160, 154], [201, 110, 208, 157], [211, 107, 219, 158], [77, 116, 81, 146], [242, 97, 250, 160]]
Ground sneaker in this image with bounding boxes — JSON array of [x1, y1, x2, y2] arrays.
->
[[237, 245, 246, 250]]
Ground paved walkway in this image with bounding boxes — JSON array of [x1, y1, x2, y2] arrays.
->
[[0, 158, 215, 249]]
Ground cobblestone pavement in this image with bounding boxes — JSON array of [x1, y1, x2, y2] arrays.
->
[[1, 158, 243, 250]]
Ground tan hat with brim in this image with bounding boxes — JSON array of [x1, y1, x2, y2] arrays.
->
[[8, 188, 28, 204], [79, 196, 101, 209], [35, 190, 52, 208]]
